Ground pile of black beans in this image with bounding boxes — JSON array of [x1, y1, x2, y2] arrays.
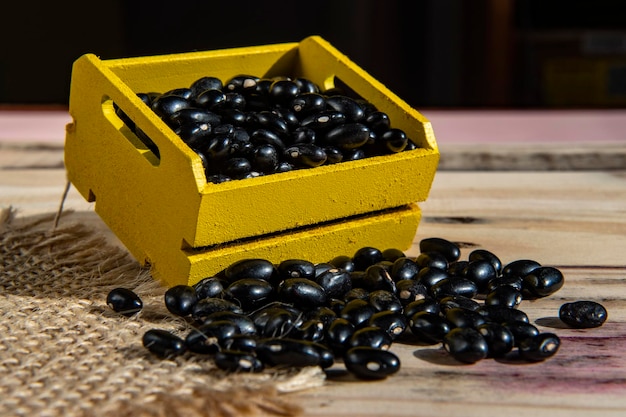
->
[[114, 75, 417, 183], [107, 237, 608, 380]]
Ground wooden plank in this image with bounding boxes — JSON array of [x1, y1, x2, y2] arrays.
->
[[1, 168, 625, 416]]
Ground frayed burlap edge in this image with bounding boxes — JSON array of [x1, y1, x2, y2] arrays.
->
[[0, 207, 325, 417]]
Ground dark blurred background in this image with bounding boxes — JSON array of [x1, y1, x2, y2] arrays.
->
[[2, 0, 626, 108]]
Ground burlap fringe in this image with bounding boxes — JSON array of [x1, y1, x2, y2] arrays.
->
[[0, 207, 324, 417]]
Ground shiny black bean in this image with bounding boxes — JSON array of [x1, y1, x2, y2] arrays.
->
[[193, 276, 224, 299], [352, 247, 384, 271], [349, 326, 392, 350], [278, 278, 327, 309], [164, 285, 198, 317], [368, 290, 402, 313], [447, 260, 469, 276], [503, 321, 540, 347], [477, 305, 529, 324], [416, 251, 449, 271], [340, 299, 377, 327], [519, 333, 560, 362], [445, 307, 487, 329], [252, 306, 299, 338], [163, 87, 193, 99], [380, 128, 408, 153], [469, 249, 503, 275], [502, 259, 541, 278], [416, 266, 449, 289], [225, 258, 276, 283], [368, 311, 408, 340], [106, 288, 143, 316], [325, 95, 365, 122], [315, 267, 352, 299], [342, 148, 366, 161], [291, 126, 317, 144], [224, 92, 247, 110], [151, 94, 192, 118], [485, 275, 524, 293], [439, 295, 481, 313], [143, 329, 186, 358], [294, 77, 319, 94], [477, 323, 515, 358], [214, 350, 264, 372], [225, 278, 275, 311], [409, 311, 453, 344], [403, 297, 441, 318], [305, 306, 337, 328], [283, 144, 327, 168], [190, 76, 223, 97], [381, 248, 406, 263], [269, 80, 300, 104], [191, 298, 243, 323], [271, 107, 300, 130], [167, 108, 222, 129], [175, 123, 213, 150], [390, 257, 421, 282], [325, 317, 355, 354], [485, 285, 523, 308], [256, 338, 322, 368], [201, 311, 257, 335], [290, 319, 325, 342], [290, 93, 327, 118], [314, 262, 335, 277], [522, 266, 565, 298], [430, 277, 478, 300], [300, 111, 347, 131], [443, 327, 489, 364], [224, 75, 259, 94], [324, 146, 344, 164], [395, 280, 429, 305], [364, 111, 391, 134], [277, 259, 316, 281], [249, 128, 286, 152], [222, 157, 252, 179], [323, 123, 371, 150], [362, 264, 396, 292], [219, 334, 258, 352], [419, 237, 461, 262], [251, 144, 279, 173], [344, 347, 400, 380], [463, 260, 497, 294], [194, 89, 226, 111], [343, 286, 369, 302], [250, 111, 290, 137], [559, 301, 608, 328], [186, 321, 239, 354]]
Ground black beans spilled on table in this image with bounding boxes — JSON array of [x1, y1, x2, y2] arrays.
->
[[107, 237, 608, 380], [113, 75, 418, 183]]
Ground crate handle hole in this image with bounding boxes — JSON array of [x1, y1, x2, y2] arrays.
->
[[101, 96, 161, 166]]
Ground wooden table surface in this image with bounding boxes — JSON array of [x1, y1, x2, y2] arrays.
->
[[2, 110, 626, 416]]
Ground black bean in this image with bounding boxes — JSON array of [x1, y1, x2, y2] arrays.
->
[[419, 237, 461, 262], [522, 266, 564, 298], [219, 334, 258, 352], [447, 260, 470, 276], [251, 143, 279, 173], [390, 257, 421, 282], [290, 319, 326, 342], [349, 326, 393, 350], [368, 310, 408, 340], [409, 311, 453, 344], [362, 264, 396, 292], [300, 111, 347, 132], [380, 128, 408, 153], [191, 298, 243, 322], [193, 276, 224, 299], [269, 80, 300, 104], [368, 290, 403, 313], [477, 305, 529, 325], [190, 76, 223, 97], [364, 111, 391, 134], [342, 148, 366, 161], [325, 95, 365, 122], [430, 277, 478, 300], [214, 350, 264, 372], [250, 129, 286, 152], [294, 77, 319, 94], [315, 267, 352, 299], [395, 280, 429, 305], [224, 75, 259, 94], [344, 347, 400, 380], [477, 323, 515, 358], [485, 275, 524, 293], [340, 299, 377, 327], [186, 321, 238, 354], [445, 307, 487, 329], [151, 94, 192, 118], [283, 144, 327, 168], [222, 157, 252, 179], [485, 285, 523, 308], [381, 248, 405, 263], [463, 260, 497, 294], [250, 111, 290, 137], [194, 89, 226, 111], [143, 329, 186, 358], [403, 298, 441, 318], [256, 338, 322, 368], [502, 259, 541, 279], [224, 92, 247, 110], [468, 249, 503, 275], [343, 286, 369, 302], [225, 278, 275, 311], [559, 300, 608, 328], [201, 311, 257, 335], [443, 327, 489, 364], [175, 122, 213, 149], [416, 266, 449, 289], [305, 306, 337, 328], [438, 295, 481, 313], [278, 278, 327, 309], [106, 288, 143, 316], [252, 306, 299, 338], [290, 93, 327, 118], [519, 333, 560, 362], [167, 108, 222, 129], [164, 285, 198, 317], [503, 321, 540, 347], [352, 247, 384, 271], [415, 251, 449, 271], [278, 259, 317, 281], [291, 126, 317, 144], [225, 258, 276, 283], [325, 317, 356, 354]]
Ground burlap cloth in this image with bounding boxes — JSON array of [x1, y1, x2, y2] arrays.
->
[[0, 207, 325, 417]]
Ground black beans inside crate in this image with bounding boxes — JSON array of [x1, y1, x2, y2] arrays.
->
[[107, 237, 609, 381], [114, 74, 418, 183]]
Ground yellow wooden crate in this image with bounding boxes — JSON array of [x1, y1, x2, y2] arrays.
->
[[64, 36, 439, 286]]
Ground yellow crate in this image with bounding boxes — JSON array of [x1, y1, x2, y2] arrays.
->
[[64, 36, 439, 286]]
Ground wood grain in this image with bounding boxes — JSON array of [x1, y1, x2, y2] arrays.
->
[[1, 157, 625, 416]]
